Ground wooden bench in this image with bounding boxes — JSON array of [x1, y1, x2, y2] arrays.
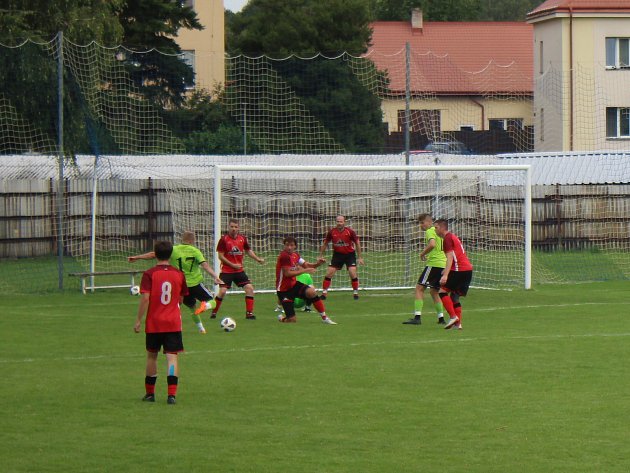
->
[[69, 270, 143, 294]]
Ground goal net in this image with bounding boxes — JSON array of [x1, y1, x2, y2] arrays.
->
[[163, 163, 532, 292]]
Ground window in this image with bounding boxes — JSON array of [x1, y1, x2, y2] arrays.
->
[[539, 41, 544, 74], [397, 109, 441, 135], [606, 37, 630, 69], [489, 118, 523, 131], [607, 107, 630, 138], [540, 108, 544, 142], [179, 50, 195, 89]]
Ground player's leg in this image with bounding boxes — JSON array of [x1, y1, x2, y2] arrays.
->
[[142, 346, 159, 402], [165, 352, 179, 404], [321, 265, 337, 299], [404, 284, 425, 325], [348, 264, 360, 300], [183, 291, 206, 334], [236, 271, 256, 320], [305, 286, 336, 324], [193, 283, 217, 316], [277, 290, 297, 323], [450, 292, 462, 328], [164, 332, 183, 404], [430, 287, 445, 324], [212, 284, 229, 319], [439, 288, 459, 330]]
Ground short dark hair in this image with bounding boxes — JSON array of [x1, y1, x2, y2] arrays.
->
[[228, 218, 239, 225], [283, 236, 297, 247], [418, 213, 432, 223], [154, 241, 174, 261], [434, 219, 449, 230]]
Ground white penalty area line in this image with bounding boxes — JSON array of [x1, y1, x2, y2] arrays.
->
[[3, 331, 630, 365]]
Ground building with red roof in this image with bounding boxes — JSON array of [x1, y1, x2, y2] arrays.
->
[[368, 10, 534, 151]]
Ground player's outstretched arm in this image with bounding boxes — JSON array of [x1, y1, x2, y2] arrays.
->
[[246, 249, 265, 265], [128, 251, 156, 263], [200, 261, 224, 285]]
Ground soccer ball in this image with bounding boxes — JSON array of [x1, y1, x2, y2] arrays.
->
[[130, 285, 140, 296], [220, 317, 236, 332]]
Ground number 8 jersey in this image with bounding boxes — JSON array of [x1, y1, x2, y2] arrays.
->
[[140, 264, 189, 333]]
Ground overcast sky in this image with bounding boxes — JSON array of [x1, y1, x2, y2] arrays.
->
[[224, 0, 248, 12]]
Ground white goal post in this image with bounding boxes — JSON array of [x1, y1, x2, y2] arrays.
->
[[200, 164, 533, 291]]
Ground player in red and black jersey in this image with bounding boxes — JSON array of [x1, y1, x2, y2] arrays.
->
[[434, 219, 474, 331], [134, 241, 188, 405], [319, 215, 364, 300], [212, 218, 265, 320], [276, 236, 336, 324]]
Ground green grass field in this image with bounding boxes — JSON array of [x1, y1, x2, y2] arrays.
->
[[3, 282, 630, 472]]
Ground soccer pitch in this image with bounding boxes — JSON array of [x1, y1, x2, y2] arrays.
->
[[3, 282, 630, 472]]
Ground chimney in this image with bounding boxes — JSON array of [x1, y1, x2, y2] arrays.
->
[[411, 8, 423, 31]]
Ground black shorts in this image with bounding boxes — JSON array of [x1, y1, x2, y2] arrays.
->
[[417, 266, 444, 289], [183, 283, 214, 308], [146, 331, 184, 354], [330, 252, 357, 270], [220, 271, 251, 288], [443, 270, 473, 296], [276, 281, 310, 317]]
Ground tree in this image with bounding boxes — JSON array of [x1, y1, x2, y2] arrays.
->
[[0, 0, 124, 45], [117, 0, 203, 108], [227, 0, 386, 153], [228, 0, 372, 57]]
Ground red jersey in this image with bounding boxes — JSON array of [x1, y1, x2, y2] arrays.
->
[[276, 250, 304, 292], [443, 232, 473, 272], [140, 264, 188, 333], [324, 227, 359, 255], [216, 233, 250, 273]]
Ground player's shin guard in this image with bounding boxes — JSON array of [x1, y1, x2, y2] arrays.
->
[[351, 277, 359, 291], [322, 277, 332, 292], [280, 299, 296, 317], [167, 375, 178, 396], [245, 295, 254, 313], [311, 297, 326, 317], [145, 375, 157, 395], [439, 292, 457, 318], [212, 297, 223, 315]]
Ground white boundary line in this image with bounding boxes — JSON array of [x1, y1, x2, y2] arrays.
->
[[2, 331, 630, 365]]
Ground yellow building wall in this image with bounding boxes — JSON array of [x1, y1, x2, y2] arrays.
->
[[176, 0, 225, 93], [381, 97, 533, 134]]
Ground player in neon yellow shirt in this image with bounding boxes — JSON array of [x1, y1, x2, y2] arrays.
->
[[128, 231, 223, 334], [403, 214, 446, 325]]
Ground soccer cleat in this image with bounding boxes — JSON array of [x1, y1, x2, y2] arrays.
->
[[322, 317, 337, 325], [302, 306, 312, 312], [198, 325, 207, 334], [210, 313, 217, 319], [167, 395, 176, 405], [246, 313, 256, 320], [456, 321, 463, 330], [437, 317, 446, 325], [280, 315, 297, 323], [194, 301, 209, 315], [320, 292, 327, 300], [142, 394, 155, 402], [402, 317, 421, 325], [444, 317, 460, 330], [353, 293, 359, 300]]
